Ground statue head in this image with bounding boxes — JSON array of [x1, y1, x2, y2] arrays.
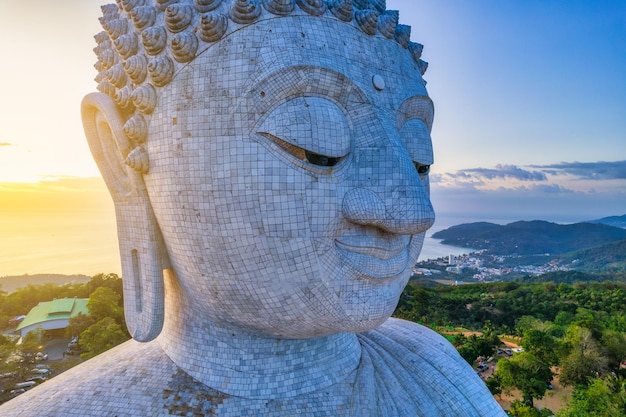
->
[[82, 0, 435, 342]]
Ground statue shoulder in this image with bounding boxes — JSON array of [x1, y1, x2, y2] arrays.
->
[[0, 340, 176, 416], [353, 318, 507, 417], [1, 321, 507, 416], [366, 317, 461, 356]]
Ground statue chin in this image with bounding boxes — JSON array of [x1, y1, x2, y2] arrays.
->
[[163, 227, 427, 339]]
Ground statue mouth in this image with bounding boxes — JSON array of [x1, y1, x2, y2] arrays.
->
[[335, 235, 412, 280]]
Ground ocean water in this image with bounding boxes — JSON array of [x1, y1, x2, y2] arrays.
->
[[418, 237, 472, 262], [417, 214, 521, 261]]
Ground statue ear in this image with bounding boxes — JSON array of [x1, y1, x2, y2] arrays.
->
[[81, 92, 169, 342]]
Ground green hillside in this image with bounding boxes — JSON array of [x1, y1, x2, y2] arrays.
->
[[432, 220, 626, 256], [587, 214, 626, 228], [560, 239, 626, 271]]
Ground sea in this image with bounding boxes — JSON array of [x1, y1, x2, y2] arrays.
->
[[0, 209, 568, 277], [418, 214, 487, 262]]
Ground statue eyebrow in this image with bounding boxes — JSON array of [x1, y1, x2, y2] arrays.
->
[[250, 66, 366, 115], [396, 96, 434, 131]]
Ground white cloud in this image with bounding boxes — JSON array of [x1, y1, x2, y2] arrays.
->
[[430, 161, 626, 222]]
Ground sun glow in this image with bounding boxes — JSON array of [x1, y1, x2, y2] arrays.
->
[[0, 177, 120, 276], [0, 0, 109, 185]]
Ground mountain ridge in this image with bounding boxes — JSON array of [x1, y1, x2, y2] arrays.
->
[[432, 219, 626, 256], [586, 214, 626, 229], [0, 273, 91, 293]]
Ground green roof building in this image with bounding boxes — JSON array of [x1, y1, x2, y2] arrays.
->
[[16, 298, 89, 338]]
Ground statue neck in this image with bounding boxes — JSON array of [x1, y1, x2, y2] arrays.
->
[[157, 269, 362, 399]]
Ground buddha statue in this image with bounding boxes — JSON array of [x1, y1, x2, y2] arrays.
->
[[0, 0, 505, 415]]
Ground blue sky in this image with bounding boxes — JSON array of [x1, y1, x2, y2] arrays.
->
[[389, 0, 626, 222], [0, 0, 624, 223]]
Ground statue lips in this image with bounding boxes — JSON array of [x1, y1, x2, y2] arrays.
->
[[334, 234, 412, 280]]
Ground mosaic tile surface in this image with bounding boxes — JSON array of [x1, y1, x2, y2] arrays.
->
[[0, 319, 504, 416], [0, 0, 506, 414]]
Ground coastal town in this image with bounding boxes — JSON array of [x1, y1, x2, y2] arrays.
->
[[413, 251, 573, 283]]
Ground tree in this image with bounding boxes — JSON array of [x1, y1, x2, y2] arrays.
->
[[451, 333, 468, 348], [17, 327, 43, 361], [559, 327, 608, 386], [88, 273, 123, 300], [455, 333, 496, 364], [521, 328, 561, 367], [509, 401, 537, 417], [515, 315, 541, 336], [87, 286, 124, 325], [394, 284, 433, 323], [0, 333, 15, 363], [482, 320, 501, 351], [79, 317, 129, 359], [572, 308, 604, 340], [601, 330, 626, 373], [65, 312, 95, 339], [509, 400, 553, 417], [457, 342, 480, 364], [606, 375, 626, 408], [485, 373, 502, 396], [556, 377, 626, 417], [554, 311, 574, 327], [495, 352, 553, 407]]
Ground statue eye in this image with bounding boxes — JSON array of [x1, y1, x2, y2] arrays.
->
[[257, 97, 350, 171], [258, 132, 345, 168], [305, 151, 342, 167], [414, 163, 430, 175]]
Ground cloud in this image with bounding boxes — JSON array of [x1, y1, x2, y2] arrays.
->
[[430, 172, 484, 187], [493, 183, 575, 194], [431, 165, 550, 193], [528, 184, 574, 194], [430, 161, 626, 222], [434, 161, 626, 191], [469, 164, 548, 181], [530, 160, 626, 180], [441, 164, 547, 182], [430, 181, 625, 223], [431, 159, 626, 218]]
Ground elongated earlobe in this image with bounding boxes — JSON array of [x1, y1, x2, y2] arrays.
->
[[81, 92, 170, 342]]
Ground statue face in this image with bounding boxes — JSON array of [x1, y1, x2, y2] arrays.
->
[[143, 16, 434, 338]]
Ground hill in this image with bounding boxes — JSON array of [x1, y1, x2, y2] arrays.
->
[[560, 239, 626, 272], [0, 274, 91, 293], [432, 220, 626, 256], [586, 214, 626, 229]]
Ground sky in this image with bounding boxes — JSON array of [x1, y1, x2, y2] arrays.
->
[[0, 1, 624, 275], [388, 0, 626, 221]]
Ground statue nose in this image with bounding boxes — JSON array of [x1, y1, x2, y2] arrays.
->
[[341, 186, 434, 235], [340, 145, 435, 234]]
